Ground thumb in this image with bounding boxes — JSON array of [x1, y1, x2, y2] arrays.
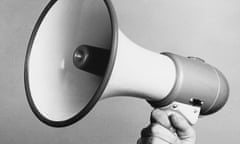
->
[[169, 113, 196, 143]]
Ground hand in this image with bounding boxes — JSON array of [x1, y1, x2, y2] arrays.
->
[[137, 109, 196, 144]]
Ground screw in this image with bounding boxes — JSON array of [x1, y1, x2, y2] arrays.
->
[[194, 109, 198, 113], [172, 104, 178, 109]]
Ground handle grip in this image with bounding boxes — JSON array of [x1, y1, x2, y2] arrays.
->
[[160, 101, 201, 125]]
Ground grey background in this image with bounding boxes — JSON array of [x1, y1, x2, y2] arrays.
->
[[0, 0, 239, 144]]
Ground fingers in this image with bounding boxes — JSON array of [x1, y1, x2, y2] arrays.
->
[[151, 109, 195, 139], [137, 136, 172, 144], [140, 109, 196, 144], [151, 109, 172, 130], [141, 124, 178, 144], [169, 112, 196, 143], [140, 109, 179, 144]]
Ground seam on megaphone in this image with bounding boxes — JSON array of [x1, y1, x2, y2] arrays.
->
[[204, 67, 221, 114]]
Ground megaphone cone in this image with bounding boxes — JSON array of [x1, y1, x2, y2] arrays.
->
[[25, 0, 229, 127]]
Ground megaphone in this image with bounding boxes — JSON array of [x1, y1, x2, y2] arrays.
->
[[24, 0, 229, 127]]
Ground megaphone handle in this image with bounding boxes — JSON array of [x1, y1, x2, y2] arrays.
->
[[160, 101, 201, 125], [137, 102, 200, 144]]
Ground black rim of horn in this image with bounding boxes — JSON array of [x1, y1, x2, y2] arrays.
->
[[24, 0, 118, 127]]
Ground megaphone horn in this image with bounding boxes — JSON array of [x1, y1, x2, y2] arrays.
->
[[24, 0, 229, 127]]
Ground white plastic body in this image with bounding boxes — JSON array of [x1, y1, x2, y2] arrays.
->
[[101, 30, 177, 101], [101, 30, 200, 125]]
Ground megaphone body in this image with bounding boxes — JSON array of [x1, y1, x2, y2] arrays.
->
[[75, 30, 229, 125], [24, 0, 229, 127]]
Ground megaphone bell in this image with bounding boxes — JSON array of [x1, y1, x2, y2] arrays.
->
[[24, 0, 229, 127]]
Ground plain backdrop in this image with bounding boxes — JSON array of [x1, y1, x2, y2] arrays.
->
[[0, 0, 240, 144]]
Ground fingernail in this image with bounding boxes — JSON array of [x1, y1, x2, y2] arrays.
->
[[152, 109, 162, 118], [153, 109, 161, 114], [171, 114, 180, 122], [172, 114, 178, 120]]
